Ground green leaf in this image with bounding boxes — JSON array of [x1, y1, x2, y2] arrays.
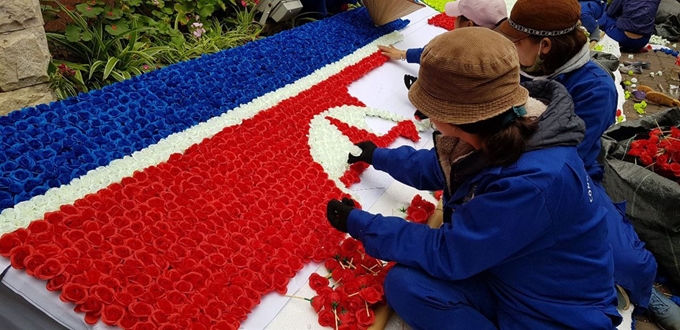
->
[[103, 7, 124, 20], [127, 0, 143, 6], [198, 4, 216, 18], [105, 21, 130, 35], [109, 71, 126, 82], [163, 7, 174, 14], [103, 57, 120, 80], [73, 69, 86, 87], [89, 60, 106, 80], [75, 3, 104, 18], [81, 30, 93, 42], [64, 25, 82, 42]]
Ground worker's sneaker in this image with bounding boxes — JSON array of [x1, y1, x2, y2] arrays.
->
[[648, 287, 680, 330]]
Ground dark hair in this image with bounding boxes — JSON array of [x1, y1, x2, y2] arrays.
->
[[458, 15, 477, 26], [458, 114, 539, 167], [529, 28, 587, 75]]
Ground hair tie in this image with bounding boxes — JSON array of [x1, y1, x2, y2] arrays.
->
[[497, 105, 527, 127]]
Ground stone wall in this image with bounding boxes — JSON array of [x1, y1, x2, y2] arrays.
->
[[0, 0, 55, 115]]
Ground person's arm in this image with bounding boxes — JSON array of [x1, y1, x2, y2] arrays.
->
[[377, 45, 423, 63], [371, 146, 446, 192], [347, 176, 553, 280], [569, 71, 617, 179], [404, 48, 423, 64]]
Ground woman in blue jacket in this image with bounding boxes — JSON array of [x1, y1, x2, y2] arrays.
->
[[497, 0, 679, 328], [326, 28, 620, 329], [599, 0, 661, 52]]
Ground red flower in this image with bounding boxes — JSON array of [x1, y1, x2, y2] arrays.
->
[[74, 295, 103, 314], [24, 253, 47, 276], [27, 219, 51, 234], [46, 272, 70, 291], [129, 301, 154, 317], [358, 286, 382, 304], [356, 307, 376, 328], [91, 285, 115, 304], [60, 283, 88, 304], [34, 257, 64, 280], [0, 232, 22, 257], [317, 309, 336, 327], [9, 245, 34, 269], [308, 273, 330, 292], [310, 295, 325, 312]]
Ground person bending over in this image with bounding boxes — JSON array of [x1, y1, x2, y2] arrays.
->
[[326, 27, 620, 329]]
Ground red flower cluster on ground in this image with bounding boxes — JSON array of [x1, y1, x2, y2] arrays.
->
[[307, 238, 394, 329], [627, 127, 680, 182], [427, 13, 456, 31], [405, 195, 436, 224]]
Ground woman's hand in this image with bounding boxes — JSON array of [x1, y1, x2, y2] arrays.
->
[[378, 44, 406, 61]]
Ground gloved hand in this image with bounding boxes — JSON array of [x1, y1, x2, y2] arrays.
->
[[348, 141, 377, 164], [326, 198, 356, 233]]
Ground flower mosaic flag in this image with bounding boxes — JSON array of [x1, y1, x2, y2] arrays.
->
[[0, 8, 423, 329]]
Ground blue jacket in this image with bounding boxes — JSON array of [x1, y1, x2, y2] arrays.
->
[[405, 48, 424, 63], [605, 0, 661, 36], [579, 0, 605, 35], [554, 61, 617, 182], [347, 80, 620, 328], [522, 60, 617, 182]]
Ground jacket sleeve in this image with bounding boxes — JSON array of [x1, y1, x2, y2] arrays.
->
[[347, 176, 554, 280], [570, 69, 617, 180], [405, 48, 423, 64], [371, 146, 445, 191]]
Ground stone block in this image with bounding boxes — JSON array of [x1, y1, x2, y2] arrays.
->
[[0, 83, 55, 115], [0, 26, 51, 92], [0, 0, 43, 34]]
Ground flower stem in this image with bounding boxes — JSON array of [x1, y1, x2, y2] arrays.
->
[[284, 294, 311, 301], [333, 307, 339, 330]]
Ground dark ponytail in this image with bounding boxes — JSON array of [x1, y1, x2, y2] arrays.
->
[[458, 115, 539, 167]]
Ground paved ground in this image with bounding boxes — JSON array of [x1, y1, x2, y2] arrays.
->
[[620, 44, 680, 121]]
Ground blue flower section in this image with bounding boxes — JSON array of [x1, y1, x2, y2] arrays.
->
[[0, 8, 408, 209]]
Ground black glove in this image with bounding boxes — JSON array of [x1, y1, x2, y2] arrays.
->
[[404, 74, 418, 90], [326, 198, 356, 233], [348, 141, 377, 164]]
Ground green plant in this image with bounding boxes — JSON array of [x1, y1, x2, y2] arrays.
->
[[160, 16, 261, 63], [46, 1, 177, 98]]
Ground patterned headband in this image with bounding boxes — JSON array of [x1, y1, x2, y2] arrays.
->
[[508, 18, 578, 37]]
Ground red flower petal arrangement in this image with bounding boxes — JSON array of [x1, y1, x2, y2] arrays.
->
[[427, 13, 456, 31], [627, 126, 680, 182], [0, 52, 416, 329], [302, 238, 395, 330], [405, 195, 436, 224]]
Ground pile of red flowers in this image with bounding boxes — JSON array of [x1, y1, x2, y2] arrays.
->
[[427, 13, 455, 31], [627, 127, 680, 182], [306, 238, 394, 329], [405, 194, 436, 224]]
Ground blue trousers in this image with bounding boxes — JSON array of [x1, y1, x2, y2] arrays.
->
[[594, 182, 657, 308], [384, 264, 498, 330], [599, 13, 651, 52]]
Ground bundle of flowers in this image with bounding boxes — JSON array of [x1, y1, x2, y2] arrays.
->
[[305, 238, 394, 330], [627, 126, 680, 182], [405, 194, 436, 224]]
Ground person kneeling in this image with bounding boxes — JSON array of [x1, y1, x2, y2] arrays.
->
[[326, 28, 621, 329]]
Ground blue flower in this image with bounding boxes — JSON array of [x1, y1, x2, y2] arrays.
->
[[16, 155, 36, 170], [0, 191, 13, 209], [10, 169, 30, 185]]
